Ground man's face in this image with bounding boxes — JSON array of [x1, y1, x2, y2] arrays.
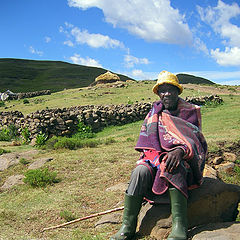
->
[[157, 84, 179, 110]]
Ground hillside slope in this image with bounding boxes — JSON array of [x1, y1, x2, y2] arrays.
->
[[177, 73, 214, 85], [0, 58, 133, 93], [0, 58, 215, 93]]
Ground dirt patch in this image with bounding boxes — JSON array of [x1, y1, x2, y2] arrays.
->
[[182, 84, 240, 95]]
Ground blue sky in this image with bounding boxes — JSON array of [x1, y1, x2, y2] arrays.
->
[[1, 0, 240, 85]]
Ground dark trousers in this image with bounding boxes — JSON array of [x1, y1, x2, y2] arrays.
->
[[127, 164, 157, 196]]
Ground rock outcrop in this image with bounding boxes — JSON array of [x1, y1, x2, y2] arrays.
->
[[137, 178, 240, 239]]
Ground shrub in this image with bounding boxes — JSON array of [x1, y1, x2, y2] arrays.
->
[[0, 101, 5, 107], [127, 99, 134, 104], [23, 99, 29, 104], [0, 124, 18, 141], [53, 137, 99, 150], [0, 148, 10, 155], [0, 128, 12, 141], [21, 127, 30, 144], [54, 137, 78, 150], [35, 131, 48, 147], [23, 168, 60, 188], [8, 124, 19, 139], [73, 121, 95, 139], [45, 136, 59, 150]]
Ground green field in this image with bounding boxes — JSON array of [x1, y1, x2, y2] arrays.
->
[[0, 81, 240, 240]]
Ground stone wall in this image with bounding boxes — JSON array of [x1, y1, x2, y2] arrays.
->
[[0, 103, 152, 138], [7, 90, 51, 100], [185, 95, 223, 106], [0, 95, 223, 139]]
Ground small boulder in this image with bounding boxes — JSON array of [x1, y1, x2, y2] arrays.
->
[[1, 175, 24, 190], [223, 152, 237, 163], [203, 164, 218, 179], [28, 157, 53, 170], [0, 153, 20, 171], [215, 162, 235, 173]]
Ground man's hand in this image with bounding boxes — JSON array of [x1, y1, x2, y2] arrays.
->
[[163, 148, 184, 173]]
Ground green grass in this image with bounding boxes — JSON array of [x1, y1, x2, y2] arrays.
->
[[0, 80, 215, 115], [0, 83, 239, 239]]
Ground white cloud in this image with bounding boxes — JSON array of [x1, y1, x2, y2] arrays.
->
[[124, 54, 150, 68], [211, 47, 240, 66], [64, 40, 74, 47], [67, 0, 192, 45], [60, 23, 124, 49], [197, 0, 240, 66], [197, 0, 240, 47], [70, 54, 102, 67], [193, 37, 209, 55], [123, 69, 158, 80], [71, 27, 124, 48], [29, 46, 43, 56]]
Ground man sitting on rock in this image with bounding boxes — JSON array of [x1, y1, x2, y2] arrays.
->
[[110, 70, 208, 240]]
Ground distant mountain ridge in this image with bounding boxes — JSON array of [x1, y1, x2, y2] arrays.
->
[[0, 58, 214, 93], [177, 73, 214, 85], [0, 58, 133, 93]]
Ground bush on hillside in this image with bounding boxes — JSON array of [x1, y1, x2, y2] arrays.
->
[[53, 137, 100, 150], [0, 124, 19, 141], [35, 131, 48, 147], [20, 127, 30, 144], [23, 168, 60, 188], [72, 121, 95, 139]]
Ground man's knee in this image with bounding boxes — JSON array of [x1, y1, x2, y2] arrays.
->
[[131, 164, 152, 180]]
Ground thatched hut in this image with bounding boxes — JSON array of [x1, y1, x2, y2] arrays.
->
[[94, 71, 120, 84]]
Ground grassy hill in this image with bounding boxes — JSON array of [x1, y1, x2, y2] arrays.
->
[[177, 73, 214, 85], [0, 58, 215, 94], [0, 58, 133, 93]]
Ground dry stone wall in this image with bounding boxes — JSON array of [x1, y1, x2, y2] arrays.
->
[[0, 103, 152, 138], [0, 95, 223, 139]]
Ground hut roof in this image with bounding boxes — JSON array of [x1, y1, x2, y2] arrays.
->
[[95, 71, 120, 82]]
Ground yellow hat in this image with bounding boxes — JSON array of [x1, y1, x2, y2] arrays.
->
[[152, 70, 183, 95]]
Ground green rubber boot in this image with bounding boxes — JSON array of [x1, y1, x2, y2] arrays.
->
[[110, 194, 143, 240], [167, 188, 188, 240]]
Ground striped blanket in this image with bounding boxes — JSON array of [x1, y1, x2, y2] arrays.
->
[[135, 98, 208, 198]]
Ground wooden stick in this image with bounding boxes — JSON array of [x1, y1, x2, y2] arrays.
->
[[42, 206, 124, 232]]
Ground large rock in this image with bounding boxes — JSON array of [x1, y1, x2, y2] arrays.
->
[[137, 177, 240, 239], [190, 222, 240, 240], [0, 153, 20, 171], [0, 150, 38, 171]]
